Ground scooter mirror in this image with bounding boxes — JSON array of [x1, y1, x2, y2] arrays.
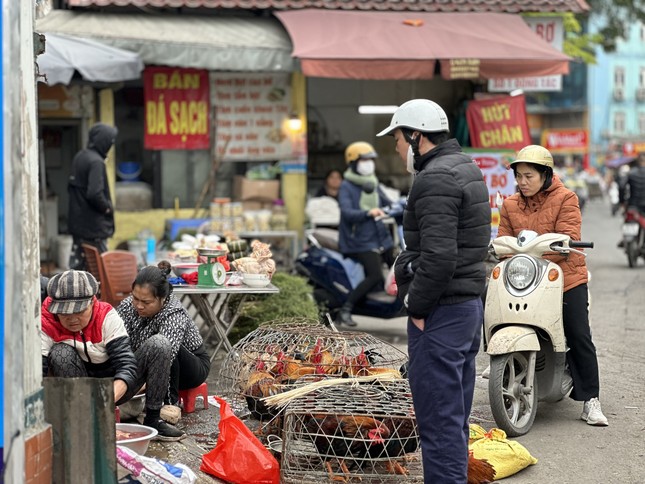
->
[[517, 229, 538, 247]]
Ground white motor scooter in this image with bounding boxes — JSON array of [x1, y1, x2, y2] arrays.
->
[[483, 230, 593, 436]]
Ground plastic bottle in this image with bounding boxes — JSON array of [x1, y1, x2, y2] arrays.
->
[[147, 236, 156, 265]]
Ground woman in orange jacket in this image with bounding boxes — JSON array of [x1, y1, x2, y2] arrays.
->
[[498, 144, 608, 427]]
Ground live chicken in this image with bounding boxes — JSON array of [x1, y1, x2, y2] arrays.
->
[[304, 413, 391, 482]]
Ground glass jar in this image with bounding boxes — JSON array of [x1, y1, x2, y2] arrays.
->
[[271, 199, 288, 231]]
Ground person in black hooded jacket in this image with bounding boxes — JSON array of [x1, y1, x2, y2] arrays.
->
[[377, 99, 491, 484], [68, 123, 118, 270]]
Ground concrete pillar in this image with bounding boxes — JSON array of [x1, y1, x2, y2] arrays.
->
[[283, 72, 308, 238], [44, 378, 117, 484]]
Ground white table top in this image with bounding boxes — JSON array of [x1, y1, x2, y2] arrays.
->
[[172, 283, 279, 295]]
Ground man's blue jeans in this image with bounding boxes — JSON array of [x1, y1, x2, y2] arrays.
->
[[407, 298, 483, 483]]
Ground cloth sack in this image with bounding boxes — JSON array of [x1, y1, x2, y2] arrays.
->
[[468, 427, 538, 479]]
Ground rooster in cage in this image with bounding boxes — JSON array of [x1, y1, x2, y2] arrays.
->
[[370, 415, 419, 475], [303, 413, 391, 482]]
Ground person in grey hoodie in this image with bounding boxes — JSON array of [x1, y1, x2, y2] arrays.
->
[[68, 123, 117, 270]]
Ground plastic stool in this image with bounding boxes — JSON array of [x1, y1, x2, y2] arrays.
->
[[178, 382, 209, 413], [115, 406, 121, 423]]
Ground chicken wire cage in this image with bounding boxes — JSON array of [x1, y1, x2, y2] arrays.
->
[[279, 379, 422, 483], [215, 321, 409, 422]]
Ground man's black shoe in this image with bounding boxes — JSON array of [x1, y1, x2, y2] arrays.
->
[[337, 307, 357, 327], [144, 417, 186, 442]]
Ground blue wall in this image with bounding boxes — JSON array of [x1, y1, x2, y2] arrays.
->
[[588, 19, 645, 165]]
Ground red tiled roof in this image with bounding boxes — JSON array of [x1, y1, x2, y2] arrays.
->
[[66, 0, 590, 14]]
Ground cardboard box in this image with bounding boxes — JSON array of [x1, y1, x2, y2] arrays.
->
[[233, 175, 280, 202], [241, 201, 273, 211]]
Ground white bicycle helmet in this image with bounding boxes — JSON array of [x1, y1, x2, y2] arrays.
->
[[377, 99, 449, 137]]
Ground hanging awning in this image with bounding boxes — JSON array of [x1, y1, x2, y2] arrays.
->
[[37, 33, 144, 85], [35, 10, 294, 72], [275, 10, 570, 80]]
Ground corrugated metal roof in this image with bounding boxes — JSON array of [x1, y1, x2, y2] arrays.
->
[[66, 0, 590, 14], [37, 10, 294, 72]]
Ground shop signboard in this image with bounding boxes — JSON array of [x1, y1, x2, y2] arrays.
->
[[38, 84, 92, 118], [143, 67, 210, 150], [466, 95, 531, 151], [211, 73, 294, 162], [466, 149, 516, 239], [623, 141, 645, 157], [541, 129, 588, 154], [488, 17, 564, 93]]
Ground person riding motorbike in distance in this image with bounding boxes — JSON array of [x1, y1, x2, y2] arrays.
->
[[497, 144, 608, 426], [336, 141, 395, 327], [619, 152, 645, 214]]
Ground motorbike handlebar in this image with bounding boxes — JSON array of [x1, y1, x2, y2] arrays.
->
[[570, 241, 594, 249]]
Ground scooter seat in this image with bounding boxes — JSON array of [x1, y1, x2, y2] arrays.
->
[[311, 228, 340, 252]]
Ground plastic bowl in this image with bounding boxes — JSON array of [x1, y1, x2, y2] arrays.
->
[[116, 423, 157, 455], [172, 263, 200, 277], [242, 273, 271, 288]]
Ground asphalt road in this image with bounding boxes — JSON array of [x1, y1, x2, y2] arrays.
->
[[142, 197, 644, 483]]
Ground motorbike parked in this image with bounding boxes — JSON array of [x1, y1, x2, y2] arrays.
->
[[622, 207, 645, 268], [483, 230, 593, 436], [295, 203, 405, 322]]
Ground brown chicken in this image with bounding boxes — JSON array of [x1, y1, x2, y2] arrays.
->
[[467, 451, 496, 484], [304, 339, 338, 375], [342, 348, 402, 378], [244, 359, 281, 420], [368, 416, 419, 475], [304, 413, 391, 482], [270, 351, 319, 382]]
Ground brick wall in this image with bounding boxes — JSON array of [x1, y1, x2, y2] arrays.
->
[[25, 425, 53, 484]]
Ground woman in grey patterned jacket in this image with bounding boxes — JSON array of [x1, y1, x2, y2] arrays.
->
[[117, 261, 210, 441]]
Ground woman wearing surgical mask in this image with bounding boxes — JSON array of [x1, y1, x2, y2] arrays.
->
[[336, 141, 395, 326]]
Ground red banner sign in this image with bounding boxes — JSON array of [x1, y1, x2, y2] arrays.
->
[[623, 141, 645, 156], [541, 129, 588, 153], [466, 95, 531, 151], [144, 67, 210, 150]]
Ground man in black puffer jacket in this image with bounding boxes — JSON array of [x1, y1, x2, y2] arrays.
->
[[377, 99, 491, 484], [68, 123, 118, 270]]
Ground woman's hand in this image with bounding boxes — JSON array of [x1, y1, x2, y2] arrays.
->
[[113, 379, 128, 402], [368, 208, 385, 218]]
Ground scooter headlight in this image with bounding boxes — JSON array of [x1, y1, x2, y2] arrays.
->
[[506, 256, 537, 290]]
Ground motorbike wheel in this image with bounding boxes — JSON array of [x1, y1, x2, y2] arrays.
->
[[488, 352, 538, 437], [627, 240, 638, 268]]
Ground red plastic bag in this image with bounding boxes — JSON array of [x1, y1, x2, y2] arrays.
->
[[200, 397, 280, 484]]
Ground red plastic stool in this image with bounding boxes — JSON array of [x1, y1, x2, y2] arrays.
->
[[178, 382, 209, 413], [115, 406, 121, 423]]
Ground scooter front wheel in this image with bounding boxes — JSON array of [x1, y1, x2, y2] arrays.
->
[[488, 352, 538, 437]]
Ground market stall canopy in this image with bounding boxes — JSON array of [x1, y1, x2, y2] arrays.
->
[[275, 10, 571, 80], [37, 33, 143, 85], [35, 10, 294, 72]]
